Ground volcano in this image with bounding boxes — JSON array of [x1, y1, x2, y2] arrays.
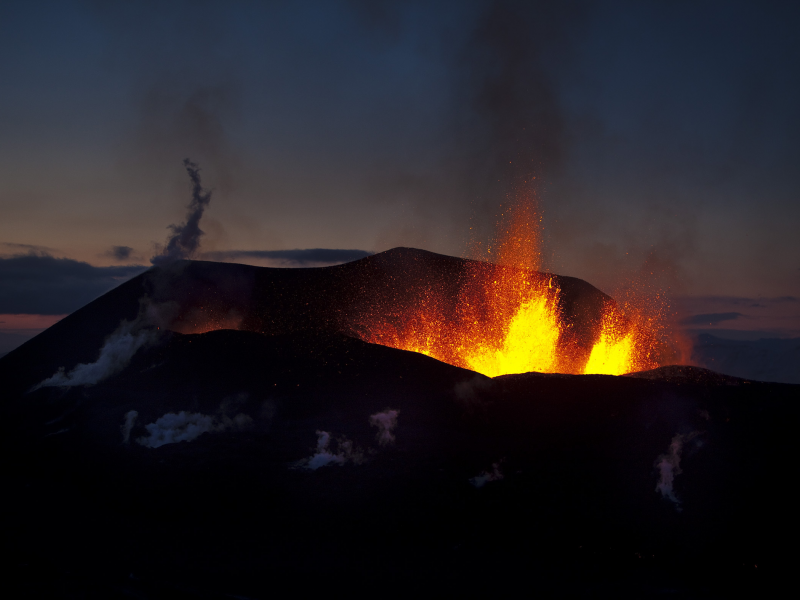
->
[[0, 249, 795, 597]]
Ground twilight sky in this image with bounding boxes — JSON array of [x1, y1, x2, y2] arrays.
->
[[1, 0, 799, 344]]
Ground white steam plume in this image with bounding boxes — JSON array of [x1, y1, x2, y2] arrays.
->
[[470, 461, 504, 488], [453, 376, 492, 412], [32, 161, 214, 391], [121, 410, 138, 444], [454, 376, 491, 402], [32, 291, 185, 391], [369, 409, 399, 446], [301, 430, 365, 470], [655, 432, 700, 510], [33, 324, 157, 390], [136, 410, 252, 449]]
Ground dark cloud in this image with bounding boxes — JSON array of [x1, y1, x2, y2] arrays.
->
[[680, 295, 799, 307], [201, 249, 373, 267], [674, 295, 800, 339], [0, 253, 147, 314], [106, 245, 134, 261], [1, 242, 56, 254], [680, 312, 742, 327]]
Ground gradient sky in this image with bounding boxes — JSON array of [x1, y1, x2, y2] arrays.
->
[[1, 1, 799, 318]]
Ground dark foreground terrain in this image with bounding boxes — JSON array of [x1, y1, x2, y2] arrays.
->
[[0, 254, 796, 597], [0, 328, 796, 598]]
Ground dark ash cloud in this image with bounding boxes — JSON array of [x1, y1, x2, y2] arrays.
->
[[0, 253, 147, 314], [680, 312, 743, 326], [445, 0, 589, 252], [200, 249, 373, 267], [461, 1, 575, 180]]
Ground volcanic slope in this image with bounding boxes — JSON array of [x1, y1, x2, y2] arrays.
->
[[0, 249, 797, 597], [0, 247, 612, 396], [0, 325, 796, 597]]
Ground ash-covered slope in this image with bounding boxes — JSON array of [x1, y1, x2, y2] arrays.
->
[[1, 325, 797, 597], [0, 247, 610, 396]]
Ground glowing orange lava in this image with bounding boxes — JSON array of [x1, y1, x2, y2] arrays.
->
[[355, 197, 664, 377], [170, 307, 243, 334], [359, 266, 564, 377], [582, 304, 636, 375]]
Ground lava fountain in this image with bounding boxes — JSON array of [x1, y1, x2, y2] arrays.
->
[[353, 199, 664, 377]]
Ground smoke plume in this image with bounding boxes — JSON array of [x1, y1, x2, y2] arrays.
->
[[121, 410, 138, 444], [34, 324, 157, 389], [32, 160, 223, 391], [135, 410, 252, 449], [470, 461, 504, 488], [454, 375, 492, 409], [655, 431, 701, 510], [369, 409, 399, 446], [151, 159, 212, 266], [30, 291, 183, 391], [301, 430, 365, 470]]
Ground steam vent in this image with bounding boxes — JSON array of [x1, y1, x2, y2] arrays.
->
[[0, 248, 796, 596]]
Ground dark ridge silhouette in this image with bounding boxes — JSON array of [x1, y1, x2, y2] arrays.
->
[[200, 248, 374, 265]]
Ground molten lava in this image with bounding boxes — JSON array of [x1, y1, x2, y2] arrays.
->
[[463, 282, 561, 377], [582, 304, 636, 375], [374, 265, 563, 378], [354, 199, 662, 377]]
